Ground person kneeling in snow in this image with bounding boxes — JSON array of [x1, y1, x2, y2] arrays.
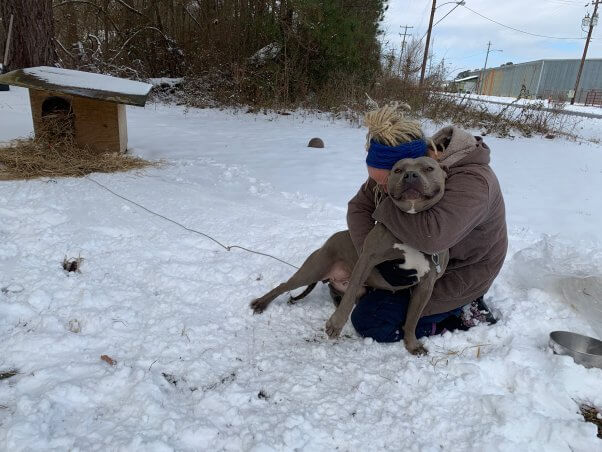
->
[[333, 104, 508, 342]]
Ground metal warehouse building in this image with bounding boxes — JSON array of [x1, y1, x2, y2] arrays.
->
[[475, 58, 602, 104]]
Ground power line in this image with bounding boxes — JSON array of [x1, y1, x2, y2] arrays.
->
[[461, 5, 587, 40], [416, 1, 433, 36], [432, 2, 463, 28], [543, 0, 586, 6], [454, 51, 488, 60], [418, 2, 463, 42]]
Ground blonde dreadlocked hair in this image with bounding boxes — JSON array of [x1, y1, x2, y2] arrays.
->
[[364, 102, 424, 150]]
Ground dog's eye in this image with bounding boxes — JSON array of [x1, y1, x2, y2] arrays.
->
[[425, 166, 434, 172], [394, 168, 402, 174]]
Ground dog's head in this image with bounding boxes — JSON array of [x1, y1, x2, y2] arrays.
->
[[386, 157, 446, 214]]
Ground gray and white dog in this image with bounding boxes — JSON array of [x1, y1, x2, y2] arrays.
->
[[250, 156, 448, 355]]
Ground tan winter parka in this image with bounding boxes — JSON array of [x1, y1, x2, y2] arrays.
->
[[347, 126, 508, 315]]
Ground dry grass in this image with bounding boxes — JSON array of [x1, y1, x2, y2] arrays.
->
[[0, 113, 157, 181], [429, 343, 491, 369], [580, 404, 602, 439], [164, 71, 575, 140]]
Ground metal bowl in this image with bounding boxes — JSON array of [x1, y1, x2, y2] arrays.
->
[[549, 331, 602, 369]]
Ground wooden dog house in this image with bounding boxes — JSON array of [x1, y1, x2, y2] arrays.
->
[[0, 66, 152, 153]]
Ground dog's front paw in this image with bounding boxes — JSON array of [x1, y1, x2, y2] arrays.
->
[[325, 315, 344, 339], [404, 338, 428, 356], [250, 298, 269, 314]]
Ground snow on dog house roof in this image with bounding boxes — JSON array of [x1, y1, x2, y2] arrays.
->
[[0, 67, 153, 153], [0, 66, 152, 106]]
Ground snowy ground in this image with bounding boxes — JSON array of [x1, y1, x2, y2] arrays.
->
[[1, 87, 602, 451]]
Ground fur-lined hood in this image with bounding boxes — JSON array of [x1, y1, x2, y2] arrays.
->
[[431, 126, 490, 169]]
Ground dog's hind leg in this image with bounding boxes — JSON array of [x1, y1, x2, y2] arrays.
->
[[325, 248, 377, 338], [250, 248, 335, 314]]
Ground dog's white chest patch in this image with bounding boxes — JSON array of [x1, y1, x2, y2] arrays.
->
[[392, 243, 430, 278], [406, 201, 417, 214]]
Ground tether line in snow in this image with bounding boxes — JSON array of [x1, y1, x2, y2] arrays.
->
[[85, 176, 299, 269]]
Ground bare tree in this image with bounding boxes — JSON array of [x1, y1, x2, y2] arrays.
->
[[47, 0, 386, 107], [399, 38, 423, 82], [1, 0, 55, 70]]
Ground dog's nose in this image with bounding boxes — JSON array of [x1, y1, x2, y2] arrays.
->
[[403, 171, 420, 181]]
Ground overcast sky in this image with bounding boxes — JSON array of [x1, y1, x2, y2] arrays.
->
[[382, 0, 601, 79]]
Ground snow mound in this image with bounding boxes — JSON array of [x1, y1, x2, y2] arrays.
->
[[511, 237, 602, 338]]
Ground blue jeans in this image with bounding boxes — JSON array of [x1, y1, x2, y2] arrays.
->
[[350, 288, 463, 343]]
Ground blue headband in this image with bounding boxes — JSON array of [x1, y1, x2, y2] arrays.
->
[[366, 139, 428, 169]]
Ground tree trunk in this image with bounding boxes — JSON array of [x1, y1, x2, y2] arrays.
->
[[0, 0, 55, 70]]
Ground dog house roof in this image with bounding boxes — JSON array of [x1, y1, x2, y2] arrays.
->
[[0, 66, 152, 107]]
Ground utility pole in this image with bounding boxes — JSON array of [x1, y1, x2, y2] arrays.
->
[[419, 0, 437, 86], [571, 0, 600, 105], [478, 41, 491, 95], [428, 35, 435, 76], [397, 25, 414, 75], [478, 41, 502, 95]]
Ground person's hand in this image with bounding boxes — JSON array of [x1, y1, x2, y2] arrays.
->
[[376, 258, 418, 286]]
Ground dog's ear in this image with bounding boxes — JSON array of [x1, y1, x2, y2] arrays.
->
[[392, 101, 411, 112], [440, 164, 450, 178]]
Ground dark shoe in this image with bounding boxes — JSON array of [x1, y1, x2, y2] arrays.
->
[[435, 314, 470, 334], [404, 297, 498, 338], [476, 297, 498, 324], [462, 296, 498, 328]]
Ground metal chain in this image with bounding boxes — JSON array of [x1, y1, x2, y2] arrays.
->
[[85, 176, 299, 269], [431, 252, 442, 274]]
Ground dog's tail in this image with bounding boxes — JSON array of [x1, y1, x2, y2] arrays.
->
[[288, 282, 318, 303]]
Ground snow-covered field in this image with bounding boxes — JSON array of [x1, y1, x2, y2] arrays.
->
[[443, 92, 602, 142], [1, 86, 602, 451], [450, 92, 602, 116]]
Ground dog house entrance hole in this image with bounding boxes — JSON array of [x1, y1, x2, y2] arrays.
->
[[41, 96, 75, 137], [42, 96, 72, 116]]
